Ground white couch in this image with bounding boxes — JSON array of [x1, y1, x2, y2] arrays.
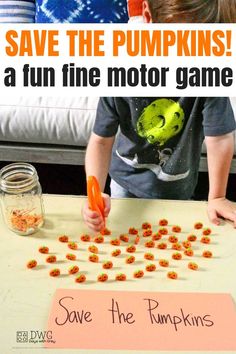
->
[[0, 97, 98, 165], [0, 96, 235, 173]]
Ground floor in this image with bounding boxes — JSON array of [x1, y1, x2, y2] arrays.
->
[[0, 161, 235, 201]]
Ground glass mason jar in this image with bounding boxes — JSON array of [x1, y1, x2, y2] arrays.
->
[[0, 163, 44, 235]]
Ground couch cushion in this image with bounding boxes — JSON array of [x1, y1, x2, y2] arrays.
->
[[0, 96, 235, 151], [0, 97, 98, 146], [0, 0, 35, 23], [35, 0, 128, 23]]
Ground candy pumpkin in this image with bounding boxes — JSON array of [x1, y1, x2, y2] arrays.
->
[[145, 240, 155, 248], [128, 227, 138, 235], [167, 271, 178, 279], [187, 234, 197, 242], [188, 262, 198, 270], [98, 273, 108, 282], [111, 249, 121, 257], [58, 235, 69, 242], [46, 255, 57, 263], [157, 242, 167, 250], [89, 254, 99, 263], [27, 259, 37, 269], [184, 248, 194, 257], [172, 225, 181, 233], [49, 268, 60, 277], [172, 252, 182, 260], [202, 250, 213, 258], [75, 274, 86, 283], [94, 235, 104, 244], [120, 234, 129, 242], [68, 242, 78, 250], [126, 245, 136, 253], [202, 228, 211, 236], [158, 227, 168, 235], [143, 229, 152, 237], [80, 234, 91, 242], [142, 222, 151, 229], [182, 241, 191, 249], [152, 232, 162, 241], [100, 227, 111, 235], [171, 243, 182, 251], [144, 252, 154, 261], [168, 235, 178, 243], [88, 245, 99, 254], [115, 273, 126, 281], [159, 259, 169, 267], [133, 270, 144, 278], [126, 256, 135, 264], [110, 238, 120, 246], [68, 265, 79, 275], [102, 261, 113, 269], [145, 263, 156, 272], [38, 246, 49, 254], [194, 222, 203, 229], [66, 253, 76, 261], [159, 219, 168, 226], [201, 236, 211, 244]]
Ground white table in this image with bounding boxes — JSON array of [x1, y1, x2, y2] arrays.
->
[[0, 195, 236, 354]]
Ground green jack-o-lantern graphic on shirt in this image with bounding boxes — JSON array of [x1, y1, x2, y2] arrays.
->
[[136, 98, 185, 146]]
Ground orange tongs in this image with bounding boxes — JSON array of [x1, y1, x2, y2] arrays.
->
[[87, 176, 105, 222]]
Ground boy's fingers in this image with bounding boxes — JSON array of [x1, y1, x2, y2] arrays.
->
[[83, 201, 101, 219], [86, 221, 104, 232], [82, 196, 109, 232], [84, 213, 103, 226], [86, 209, 101, 219], [234, 211, 236, 228], [83, 213, 104, 231], [102, 194, 111, 217], [207, 208, 221, 225], [223, 211, 236, 228]]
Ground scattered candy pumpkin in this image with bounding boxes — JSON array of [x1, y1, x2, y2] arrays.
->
[[68, 265, 79, 275], [58, 235, 69, 243], [75, 274, 86, 283], [49, 268, 60, 277], [66, 253, 76, 261], [98, 273, 108, 282], [159, 219, 168, 226], [102, 261, 113, 269], [167, 271, 178, 279], [38, 246, 49, 254], [145, 263, 156, 272], [27, 259, 37, 269], [133, 270, 144, 278], [68, 242, 78, 250], [46, 255, 57, 263]]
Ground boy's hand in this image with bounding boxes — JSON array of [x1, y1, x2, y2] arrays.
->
[[207, 197, 236, 228], [82, 193, 111, 232]]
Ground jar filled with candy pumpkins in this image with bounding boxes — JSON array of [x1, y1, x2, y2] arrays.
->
[[0, 162, 44, 235]]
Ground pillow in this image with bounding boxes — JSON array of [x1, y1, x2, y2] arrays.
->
[[0, 0, 35, 23], [35, 0, 128, 23], [0, 96, 98, 146]]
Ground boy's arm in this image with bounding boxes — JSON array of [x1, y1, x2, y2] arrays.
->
[[83, 132, 115, 231], [85, 132, 115, 192], [206, 132, 236, 227]]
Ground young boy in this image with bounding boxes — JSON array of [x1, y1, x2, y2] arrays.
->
[[83, 0, 236, 231]]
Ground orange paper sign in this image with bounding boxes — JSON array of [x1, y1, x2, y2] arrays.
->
[[46, 289, 236, 350]]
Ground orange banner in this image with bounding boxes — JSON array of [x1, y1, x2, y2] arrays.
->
[[46, 289, 236, 350]]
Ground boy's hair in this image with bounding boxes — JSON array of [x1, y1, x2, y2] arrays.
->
[[147, 0, 236, 23]]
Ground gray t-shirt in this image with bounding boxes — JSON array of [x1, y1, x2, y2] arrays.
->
[[94, 97, 235, 199]]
